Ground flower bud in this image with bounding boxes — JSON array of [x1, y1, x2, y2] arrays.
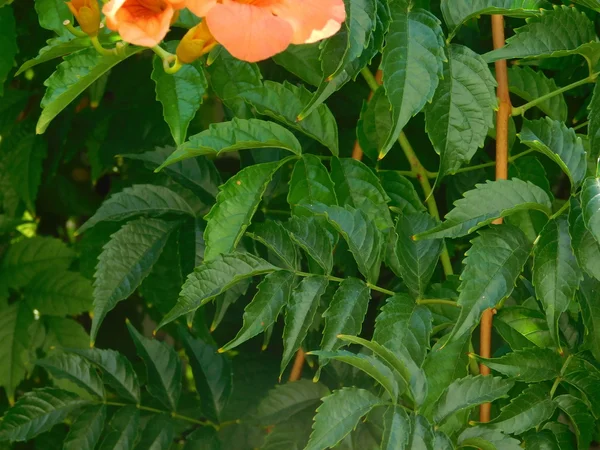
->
[[66, 0, 101, 37], [176, 21, 218, 64]]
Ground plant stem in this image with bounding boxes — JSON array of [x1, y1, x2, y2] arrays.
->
[[102, 401, 220, 429], [63, 20, 88, 38], [294, 271, 395, 296], [416, 299, 459, 308], [573, 120, 589, 131], [360, 67, 381, 92], [550, 200, 571, 220], [549, 377, 562, 398], [91, 36, 116, 57], [512, 73, 599, 116]]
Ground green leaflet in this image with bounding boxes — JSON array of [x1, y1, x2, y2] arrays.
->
[[304, 387, 383, 450], [424, 44, 497, 180], [580, 177, 600, 245], [152, 53, 207, 146], [248, 221, 300, 271], [38, 46, 141, 133], [432, 375, 514, 424], [381, 406, 410, 450], [288, 154, 337, 215], [157, 119, 301, 169], [543, 422, 576, 450], [0, 8, 17, 96], [34, 0, 72, 35], [43, 317, 90, 351], [127, 323, 182, 411], [91, 218, 180, 343], [588, 80, 600, 162], [97, 405, 139, 450], [448, 224, 531, 343], [458, 427, 522, 450], [508, 67, 568, 121], [25, 269, 92, 316], [533, 217, 582, 347], [135, 414, 174, 450], [272, 43, 322, 87], [414, 179, 552, 240], [358, 88, 394, 162], [554, 395, 594, 450], [36, 352, 105, 399], [562, 356, 600, 419], [63, 405, 106, 450], [379, 171, 425, 214], [474, 347, 563, 382], [16, 35, 92, 76], [286, 215, 334, 273], [379, 0, 445, 158], [158, 253, 280, 328], [203, 157, 294, 261], [494, 307, 553, 350], [518, 118, 587, 190], [573, 0, 600, 11], [221, 270, 295, 352], [522, 430, 561, 450], [579, 276, 600, 361], [568, 197, 600, 281]]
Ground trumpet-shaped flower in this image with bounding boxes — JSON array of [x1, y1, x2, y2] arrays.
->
[[66, 0, 101, 36]]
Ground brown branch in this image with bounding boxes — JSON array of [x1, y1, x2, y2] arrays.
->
[[288, 347, 306, 382]]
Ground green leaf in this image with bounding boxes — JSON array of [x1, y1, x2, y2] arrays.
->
[[433, 375, 514, 424], [179, 330, 232, 423], [241, 81, 339, 155], [578, 276, 600, 360], [272, 43, 322, 87], [543, 422, 576, 450], [157, 119, 301, 170], [0, 302, 34, 402], [509, 155, 553, 199], [134, 414, 174, 450], [281, 276, 329, 376], [357, 88, 394, 162], [67, 348, 140, 403], [63, 405, 106, 450], [381, 406, 410, 450], [494, 307, 553, 350], [16, 35, 92, 76], [414, 179, 552, 240], [588, 80, 600, 161], [483, 6, 599, 64], [394, 212, 443, 297], [77, 184, 195, 234], [203, 158, 293, 261], [580, 177, 600, 244], [458, 427, 522, 450], [441, 0, 547, 41], [522, 430, 561, 450], [320, 278, 370, 355], [0, 388, 87, 442], [425, 44, 497, 179], [285, 216, 334, 273], [152, 54, 206, 146], [573, 0, 600, 11], [304, 387, 382, 450], [562, 356, 600, 417], [379, 0, 445, 158], [158, 253, 280, 328], [91, 218, 180, 343], [0, 8, 17, 97], [127, 323, 181, 411], [554, 395, 594, 450], [330, 157, 392, 230], [288, 155, 337, 215], [475, 347, 563, 382], [308, 204, 384, 284], [379, 171, 425, 214], [508, 67, 568, 121], [569, 197, 600, 281], [25, 269, 92, 316], [533, 216, 582, 346], [34, 0, 72, 35], [448, 224, 531, 342], [43, 317, 89, 351], [38, 47, 140, 133], [248, 221, 299, 271], [97, 405, 139, 450], [486, 384, 556, 435], [255, 380, 329, 426], [519, 118, 587, 190], [373, 293, 432, 366], [37, 352, 105, 399], [221, 270, 295, 352]]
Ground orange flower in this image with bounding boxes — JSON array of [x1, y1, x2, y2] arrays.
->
[[184, 0, 346, 62], [66, 0, 101, 36], [103, 0, 187, 47], [176, 20, 218, 64]]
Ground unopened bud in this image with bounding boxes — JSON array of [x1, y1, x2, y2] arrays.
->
[[65, 0, 101, 36], [176, 20, 218, 64]]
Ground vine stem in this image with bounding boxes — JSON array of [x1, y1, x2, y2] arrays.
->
[[416, 299, 459, 308]]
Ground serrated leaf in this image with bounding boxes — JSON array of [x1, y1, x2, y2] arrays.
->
[[38, 47, 140, 133], [221, 270, 295, 352], [0, 388, 87, 442], [533, 216, 582, 346], [285, 215, 334, 273], [425, 44, 496, 180], [486, 384, 556, 435], [357, 88, 394, 162], [379, 171, 425, 214], [152, 54, 206, 146], [509, 155, 553, 199], [179, 330, 232, 423], [581, 177, 600, 244], [494, 306, 553, 350], [91, 218, 180, 342], [127, 323, 182, 411], [519, 118, 587, 190], [68, 348, 140, 403], [554, 395, 593, 450], [25, 269, 92, 316], [63, 405, 106, 450], [158, 253, 280, 328], [77, 184, 195, 234], [0, 8, 17, 96], [508, 67, 567, 121], [522, 430, 561, 450], [330, 157, 392, 230], [414, 179, 552, 240], [281, 276, 329, 376], [308, 204, 384, 284], [381, 406, 410, 450], [16, 35, 91, 76], [483, 6, 599, 64], [288, 155, 337, 215], [203, 158, 293, 261], [373, 293, 432, 366], [241, 81, 339, 155], [34, 0, 71, 35], [475, 347, 563, 382], [37, 352, 105, 399], [379, 0, 445, 158], [304, 387, 382, 450], [448, 224, 531, 342], [134, 414, 174, 450], [578, 276, 600, 360], [569, 197, 600, 281], [588, 80, 600, 161], [272, 43, 322, 87], [561, 356, 600, 418], [248, 221, 299, 270], [458, 427, 522, 450], [433, 375, 514, 424], [98, 405, 139, 450], [543, 422, 577, 450], [43, 317, 89, 351]]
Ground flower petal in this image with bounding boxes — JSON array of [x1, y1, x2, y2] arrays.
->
[[273, 0, 345, 44], [185, 0, 216, 17], [206, 1, 293, 62], [112, 2, 174, 47]]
